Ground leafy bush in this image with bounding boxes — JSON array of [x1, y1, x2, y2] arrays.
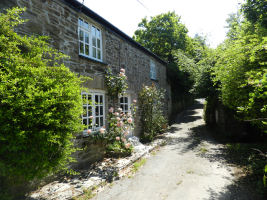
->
[[213, 18, 266, 132], [0, 7, 83, 183], [138, 84, 167, 142]]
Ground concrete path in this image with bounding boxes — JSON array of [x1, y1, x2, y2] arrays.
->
[[92, 99, 257, 200]]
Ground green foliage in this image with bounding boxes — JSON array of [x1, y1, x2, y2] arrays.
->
[[213, 19, 267, 131], [138, 84, 167, 142], [133, 11, 212, 109], [132, 158, 147, 173], [225, 12, 242, 40], [133, 11, 189, 62], [0, 7, 84, 182], [172, 40, 215, 98], [133, 11, 192, 104], [207, 1, 267, 192], [105, 67, 128, 98], [206, 0, 267, 132], [241, 0, 267, 28], [106, 140, 133, 156]]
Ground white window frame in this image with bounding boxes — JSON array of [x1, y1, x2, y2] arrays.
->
[[78, 18, 102, 61], [119, 94, 131, 113], [119, 94, 133, 137], [150, 60, 157, 80], [82, 91, 105, 135]]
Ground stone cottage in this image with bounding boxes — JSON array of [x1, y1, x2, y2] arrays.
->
[[1, 0, 171, 140]]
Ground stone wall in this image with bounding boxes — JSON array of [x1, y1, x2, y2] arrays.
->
[[1, 0, 171, 164]]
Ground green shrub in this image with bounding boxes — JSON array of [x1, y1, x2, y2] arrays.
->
[[138, 84, 167, 142], [0, 7, 83, 183]]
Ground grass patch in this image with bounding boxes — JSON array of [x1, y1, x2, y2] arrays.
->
[[72, 182, 107, 200], [160, 141, 167, 146], [199, 147, 208, 154], [186, 170, 194, 174], [132, 158, 147, 173], [73, 186, 97, 200], [176, 180, 183, 185]]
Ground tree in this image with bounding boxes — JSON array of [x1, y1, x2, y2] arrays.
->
[[225, 12, 242, 41], [0, 7, 84, 187], [133, 11, 213, 110], [133, 11, 189, 62], [242, 0, 267, 28], [212, 2, 267, 131]]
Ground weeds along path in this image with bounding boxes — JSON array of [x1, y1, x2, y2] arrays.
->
[[92, 99, 260, 200]]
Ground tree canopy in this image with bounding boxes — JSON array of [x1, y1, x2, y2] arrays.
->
[[133, 12, 212, 104], [133, 11, 189, 62], [213, 2, 267, 131]]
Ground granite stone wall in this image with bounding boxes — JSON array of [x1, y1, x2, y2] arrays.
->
[[1, 0, 171, 164]]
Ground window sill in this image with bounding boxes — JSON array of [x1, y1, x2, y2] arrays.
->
[[79, 54, 108, 65]]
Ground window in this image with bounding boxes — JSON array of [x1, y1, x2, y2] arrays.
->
[[82, 92, 105, 134], [119, 95, 133, 137], [119, 95, 130, 113], [78, 18, 102, 61], [150, 60, 157, 80]]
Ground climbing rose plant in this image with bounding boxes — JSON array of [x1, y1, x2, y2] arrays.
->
[[84, 102, 136, 156], [105, 67, 128, 97], [105, 102, 137, 155]]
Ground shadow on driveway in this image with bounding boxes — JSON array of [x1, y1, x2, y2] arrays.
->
[[167, 99, 266, 200]]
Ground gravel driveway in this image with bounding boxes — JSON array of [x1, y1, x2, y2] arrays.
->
[[92, 99, 259, 200]]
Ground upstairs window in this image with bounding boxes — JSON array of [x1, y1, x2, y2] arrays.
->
[[78, 18, 102, 61], [150, 60, 157, 80]]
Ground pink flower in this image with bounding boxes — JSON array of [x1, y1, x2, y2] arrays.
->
[[120, 68, 125, 73], [125, 143, 131, 149], [133, 99, 137, 103], [87, 129, 92, 134], [127, 117, 133, 123], [99, 127, 105, 134], [109, 107, 114, 113], [116, 136, 120, 141], [114, 112, 119, 116], [89, 115, 93, 119], [116, 117, 120, 121], [117, 121, 124, 127], [119, 72, 125, 77]]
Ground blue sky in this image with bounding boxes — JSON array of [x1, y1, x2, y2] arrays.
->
[[80, 0, 243, 48]]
